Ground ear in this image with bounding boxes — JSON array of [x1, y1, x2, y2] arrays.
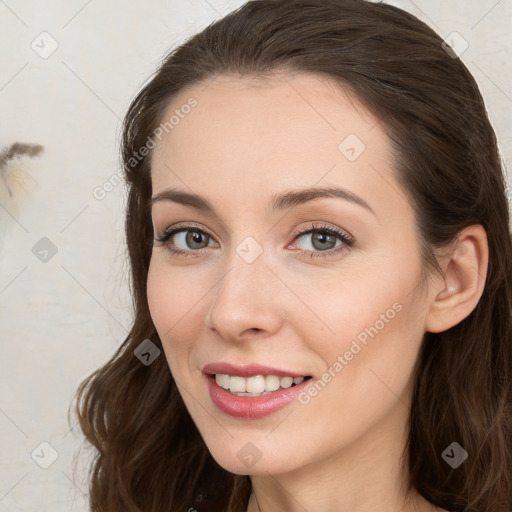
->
[[424, 225, 489, 333]]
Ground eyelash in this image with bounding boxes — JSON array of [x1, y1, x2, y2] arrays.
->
[[154, 222, 354, 260]]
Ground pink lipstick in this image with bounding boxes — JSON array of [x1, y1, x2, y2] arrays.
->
[[202, 362, 314, 419]]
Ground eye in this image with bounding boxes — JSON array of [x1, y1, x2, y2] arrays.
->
[[290, 223, 353, 259], [154, 224, 217, 258]]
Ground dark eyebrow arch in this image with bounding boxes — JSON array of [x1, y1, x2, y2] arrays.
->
[[149, 186, 375, 216]]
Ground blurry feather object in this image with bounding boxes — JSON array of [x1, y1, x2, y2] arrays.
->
[[0, 142, 43, 206], [0, 143, 44, 247]]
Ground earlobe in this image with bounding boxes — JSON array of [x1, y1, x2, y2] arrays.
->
[[425, 225, 488, 334]]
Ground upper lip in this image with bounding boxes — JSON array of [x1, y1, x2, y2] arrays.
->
[[202, 362, 309, 378]]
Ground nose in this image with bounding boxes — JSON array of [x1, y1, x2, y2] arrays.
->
[[204, 248, 285, 342]]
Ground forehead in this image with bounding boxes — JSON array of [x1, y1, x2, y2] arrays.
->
[[150, 72, 403, 215]]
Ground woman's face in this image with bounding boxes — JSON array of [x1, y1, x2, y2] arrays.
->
[[147, 72, 434, 476]]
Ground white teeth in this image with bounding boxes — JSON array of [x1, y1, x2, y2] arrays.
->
[[265, 375, 280, 391], [229, 376, 246, 393], [246, 375, 265, 393], [280, 376, 293, 389], [216, 374, 230, 389], [214, 374, 307, 395]]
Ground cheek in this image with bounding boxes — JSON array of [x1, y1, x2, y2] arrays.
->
[[147, 260, 197, 363], [297, 255, 424, 356], [146, 259, 173, 336], [295, 256, 428, 422], [303, 264, 427, 408]]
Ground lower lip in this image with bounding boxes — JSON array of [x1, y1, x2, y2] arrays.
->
[[205, 374, 313, 419]]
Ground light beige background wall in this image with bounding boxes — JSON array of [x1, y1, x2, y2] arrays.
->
[[0, 0, 510, 510]]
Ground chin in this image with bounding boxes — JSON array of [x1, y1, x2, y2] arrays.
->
[[204, 438, 300, 477]]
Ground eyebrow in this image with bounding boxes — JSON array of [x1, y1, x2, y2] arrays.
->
[[149, 186, 375, 216]]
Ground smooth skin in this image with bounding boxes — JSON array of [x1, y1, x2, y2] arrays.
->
[[147, 72, 488, 512]]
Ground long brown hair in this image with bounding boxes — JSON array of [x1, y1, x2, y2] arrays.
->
[[71, 0, 512, 510]]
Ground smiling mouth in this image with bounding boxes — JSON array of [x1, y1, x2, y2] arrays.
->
[[209, 373, 313, 397]]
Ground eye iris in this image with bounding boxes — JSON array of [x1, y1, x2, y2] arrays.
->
[[312, 232, 336, 251], [187, 231, 208, 249]]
